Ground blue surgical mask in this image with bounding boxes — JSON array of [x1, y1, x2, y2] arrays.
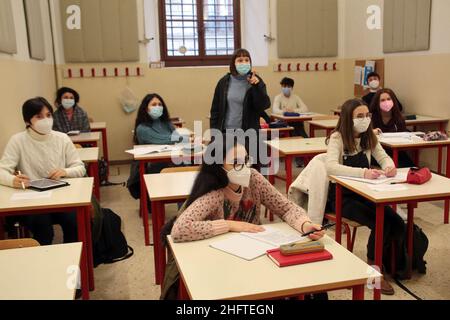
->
[[236, 63, 251, 76], [148, 106, 164, 120], [282, 88, 292, 96], [61, 99, 75, 110]]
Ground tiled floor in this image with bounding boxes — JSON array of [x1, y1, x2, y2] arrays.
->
[[87, 164, 450, 300]]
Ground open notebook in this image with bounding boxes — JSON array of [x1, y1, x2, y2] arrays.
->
[[210, 226, 308, 261], [336, 171, 408, 185]]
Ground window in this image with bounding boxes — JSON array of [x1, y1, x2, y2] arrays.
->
[[159, 0, 241, 67]]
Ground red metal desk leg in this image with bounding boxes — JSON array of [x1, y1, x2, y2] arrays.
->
[[406, 203, 415, 279], [310, 125, 315, 138], [84, 206, 95, 291], [157, 202, 167, 285], [100, 128, 109, 177], [335, 184, 342, 244], [140, 161, 151, 246], [374, 204, 385, 301], [89, 162, 100, 201], [352, 284, 365, 300], [151, 200, 161, 285], [393, 149, 399, 167], [76, 208, 90, 300], [445, 146, 450, 224]]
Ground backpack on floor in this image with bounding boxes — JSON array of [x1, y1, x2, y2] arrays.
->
[[91, 198, 134, 267], [384, 224, 428, 279]]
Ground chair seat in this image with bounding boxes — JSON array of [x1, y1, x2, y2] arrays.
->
[[325, 213, 362, 228]]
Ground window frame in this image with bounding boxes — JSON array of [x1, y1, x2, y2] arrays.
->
[[158, 0, 241, 67]]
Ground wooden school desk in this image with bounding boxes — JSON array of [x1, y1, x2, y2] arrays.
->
[[90, 122, 109, 177], [260, 127, 294, 139], [70, 132, 101, 148], [145, 171, 198, 285], [168, 223, 381, 300], [0, 243, 82, 300], [265, 138, 328, 193], [270, 113, 324, 124], [135, 148, 203, 246], [405, 115, 449, 132], [380, 137, 450, 178], [330, 170, 450, 300], [77, 147, 100, 200], [0, 178, 94, 300], [308, 119, 338, 138]]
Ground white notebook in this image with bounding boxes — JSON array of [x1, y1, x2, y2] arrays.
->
[[337, 171, 408, 185], [210, 226, 308, 261]]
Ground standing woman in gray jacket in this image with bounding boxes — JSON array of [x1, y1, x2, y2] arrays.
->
[[210, 49, 271, 133]]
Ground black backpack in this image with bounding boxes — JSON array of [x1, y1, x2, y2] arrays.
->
[[91, 199, 134, 267], [384, 224, 428, 279]]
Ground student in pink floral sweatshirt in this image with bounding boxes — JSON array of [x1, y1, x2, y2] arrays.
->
[[170, 135, 325, 243]]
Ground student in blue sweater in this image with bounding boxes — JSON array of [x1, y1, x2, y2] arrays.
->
[[134, 93, 182, 145]]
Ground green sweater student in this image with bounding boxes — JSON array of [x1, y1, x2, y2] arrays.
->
[[133, 94, 182, 145]]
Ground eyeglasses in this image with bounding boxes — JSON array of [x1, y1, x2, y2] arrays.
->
[[354, 113, 372, 120], [233, 156, 254, 171]]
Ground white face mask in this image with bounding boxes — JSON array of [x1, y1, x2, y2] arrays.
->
[[61, 99, 75, 110], [369, 80, 380, 90], [226, 166, 251, 188], [353, 117, 371, 134], [33, 118, 54, 135]]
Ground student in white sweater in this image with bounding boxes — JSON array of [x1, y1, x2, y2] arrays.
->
[[325, 98, 405, 296], [273, 77, 309, 140], [0, 97, 86, 245]]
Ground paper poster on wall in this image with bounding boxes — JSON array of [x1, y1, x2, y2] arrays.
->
[[363, 61, 376, 88], [354, 66, 363, 85]]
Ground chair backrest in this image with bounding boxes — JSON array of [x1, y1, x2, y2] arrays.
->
[[0, 239, 40, 250], [161, 166, 200, 174]]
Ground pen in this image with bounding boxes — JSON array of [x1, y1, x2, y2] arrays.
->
[[17, 171, 26, 190], [302, 223, 336, 237]]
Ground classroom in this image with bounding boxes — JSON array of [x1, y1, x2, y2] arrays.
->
[[0, 0, 449, 304]]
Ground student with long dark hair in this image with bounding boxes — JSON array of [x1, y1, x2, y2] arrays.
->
[[169, 134, 324, 242], [326, 99, 405, 295], [53, 87, 91, 133], [133, 93, 182, 145], [160, 134, 325, 299], [127, 94, 184, 199], [370, 88, 415, 168], [0, 97, 86, 245]]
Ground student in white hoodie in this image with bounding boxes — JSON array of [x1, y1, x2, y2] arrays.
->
[[0, 97, 86, 245]]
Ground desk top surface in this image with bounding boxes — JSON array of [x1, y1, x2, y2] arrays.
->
[[265, 137, 328, 155], [0, 243, 82, 300], [330, 169, 450, 203], [0, 178, 94, 212], [169, 223, 380, 300], [145, 171, 198, 201]]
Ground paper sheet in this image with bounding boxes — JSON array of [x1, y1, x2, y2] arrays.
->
[[337, 171, 408, 185], [10, 191, 52, 201], [125, 145, 177, 156], [210, 235, 276, 261], [241, 226, 307, 247]]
